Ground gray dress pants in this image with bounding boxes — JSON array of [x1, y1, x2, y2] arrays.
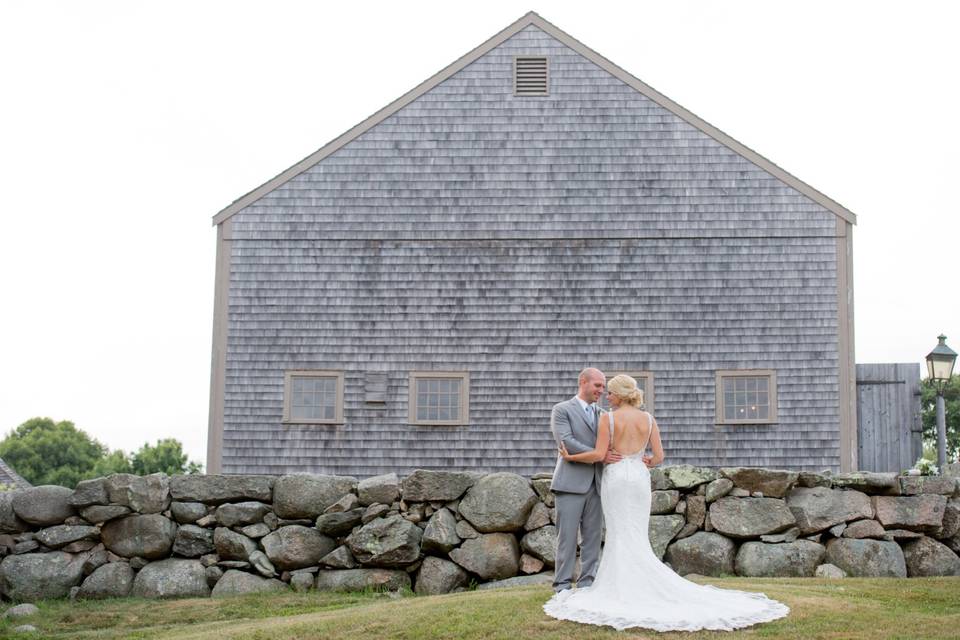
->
[[552, 483, 603, 591]]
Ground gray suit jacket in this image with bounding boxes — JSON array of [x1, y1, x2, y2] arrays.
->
[[549, 396, 603, 494]]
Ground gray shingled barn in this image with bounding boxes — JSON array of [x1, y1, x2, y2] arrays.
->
[[207, 13, 857, 477]]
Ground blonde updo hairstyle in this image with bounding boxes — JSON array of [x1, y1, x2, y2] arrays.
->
[[607, 374, 644, 408]]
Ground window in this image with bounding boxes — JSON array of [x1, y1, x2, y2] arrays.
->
[[514, 56, 548, 96], [715, 370, 778, 425], [283, 370, 344, 424], [409, 372, 470, 425], [600, 371, 655, 414]]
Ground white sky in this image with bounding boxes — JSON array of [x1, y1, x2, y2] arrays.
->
[[1, 1, 957, 466]]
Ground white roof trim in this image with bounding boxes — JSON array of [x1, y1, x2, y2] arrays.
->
[[213, 11, 856, 226]]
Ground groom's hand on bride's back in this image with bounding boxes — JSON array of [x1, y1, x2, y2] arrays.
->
[[603, 450, 622, 464]]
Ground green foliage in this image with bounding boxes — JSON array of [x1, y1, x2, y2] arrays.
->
[[92, 449, 133, 477], [131, 438, 203, 476], [0, 418, 202, 488], [921, 374, 960, 462], [0, 417, 106, 488]]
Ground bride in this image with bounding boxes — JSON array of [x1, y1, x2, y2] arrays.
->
[[543, 374, 789, 632]]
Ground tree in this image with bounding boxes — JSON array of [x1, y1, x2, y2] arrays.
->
[[131, 438, 203, 476], [921, 374, 960, 463], [0, 417, 106, 488], [92, 449, 133, 477]]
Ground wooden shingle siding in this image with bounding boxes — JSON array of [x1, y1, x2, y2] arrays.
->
[[220, 25, 844, 475]]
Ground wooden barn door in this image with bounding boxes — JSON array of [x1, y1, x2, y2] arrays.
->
[[856, 363, 922, 472]]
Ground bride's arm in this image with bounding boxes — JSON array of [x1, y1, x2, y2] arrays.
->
[[646, 416, 665, 467], [559, 415, 610, 463]]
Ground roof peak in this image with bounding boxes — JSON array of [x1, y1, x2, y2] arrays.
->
[[213, 12, 855, 226]]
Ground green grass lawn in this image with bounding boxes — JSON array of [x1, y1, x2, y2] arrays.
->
[[1, 577, 958, 640]]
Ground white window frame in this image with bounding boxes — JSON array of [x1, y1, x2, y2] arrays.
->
[[283, 370, 344, 424], [601, 371, 655, 414], [715, 369, 778, 425], [408, 371, 470, 426]]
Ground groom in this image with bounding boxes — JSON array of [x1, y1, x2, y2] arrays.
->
[[550, 367, 620, 592]]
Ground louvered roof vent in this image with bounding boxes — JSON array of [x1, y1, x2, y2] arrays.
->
[[514, 56, 548, 96]]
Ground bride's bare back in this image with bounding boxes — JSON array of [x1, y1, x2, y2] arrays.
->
[[611, 406, 656, 456]]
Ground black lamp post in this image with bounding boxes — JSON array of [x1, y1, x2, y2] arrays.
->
[[926, 334, 958, 469]]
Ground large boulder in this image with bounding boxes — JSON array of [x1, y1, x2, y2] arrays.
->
[[315, 569, 411, 592], [170, 502, 208, 524], [704, 479, 734, 503], [458, 473, 538, 532], [248, 550, 277, 578], [872, 495, 947, 533], [401, 470, 476, 502], [720, 468, 799, 498], [520, 525, 557, 567], [901, 536, 960, 577], [524, 502, 552, 531], [650, 490, 680, 515], [104, 473, 170, 514], [69, 478, 109, 508], [786, 487, 874, 534], [831, 472, 900, 495], [422, 508, 461, 554], [131, 559, 210, 598], [664, 532, 735, 577], [449, 533, 521, 580], [842, 519, 886, 539], [173, 525, 215, 558], [648, 514, 685, 559], [944, 531, 960, 556], [531, 477, 555, 508], [346, 516, 422, 567], [211, 569, 286, 597], [357, 473, 400, 506], [0, 492, 29, 533], [214, 527, 258, 561], [709, 497, 796, 539], [79, 505, 131, 524], [415, 556, 471, 595], [169, 474, 274, 505], [35, 525, 99, 549], [899, 475, 956, 496], [100, 514, 176, 559], [273, 474, 356, 519], [0, 551, 86, 600], [824, 538, 907, 577], [320, 545, 358, 569], [649, 468, 673, 491], [798, 471, 833, 488], [78, 562, 135, 599], [315, 509, 364, 537], [664, 465, 716, 490], [11, 485, 75, 526], [262, 525, 337, 571], [936, 498, 960, 540], [735, 540, 825, 577], [215, 502, 272, 527]]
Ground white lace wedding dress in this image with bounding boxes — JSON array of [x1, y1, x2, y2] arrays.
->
[[543, 416, 789, 632]]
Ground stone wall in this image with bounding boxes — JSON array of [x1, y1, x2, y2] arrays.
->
[[1, 466, 959, 601]]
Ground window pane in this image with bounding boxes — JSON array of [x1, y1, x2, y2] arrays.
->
[[290, 375, 337, 421], [722, 375, 772, 421]]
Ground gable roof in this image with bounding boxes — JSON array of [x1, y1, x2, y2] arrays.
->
[[0, 457, 31, 489], [213, 11, 856, 227]]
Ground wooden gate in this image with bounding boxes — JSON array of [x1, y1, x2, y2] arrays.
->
[[856, 363, 922, 472]]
